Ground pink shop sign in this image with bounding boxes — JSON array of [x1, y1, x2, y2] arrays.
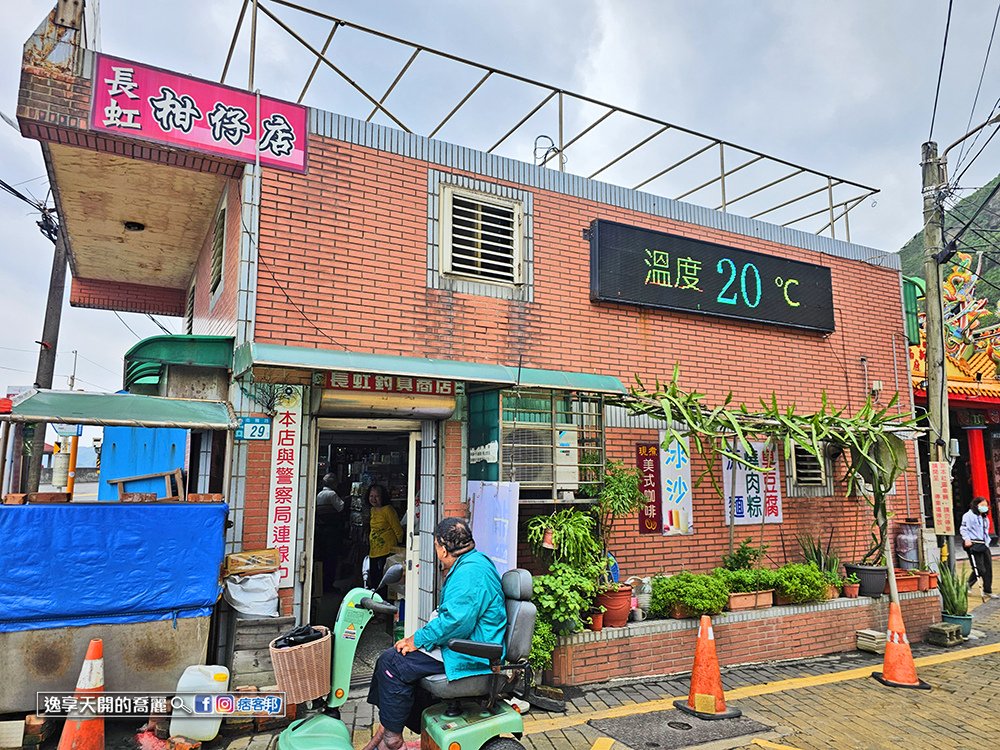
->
[[90, 53, 307, 173]]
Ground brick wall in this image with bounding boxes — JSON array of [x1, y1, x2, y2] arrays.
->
[[188, 178, 241, 337], [251, 133, 916, 582], [551, 591, 941, 686], [69, 277, 185, 316]]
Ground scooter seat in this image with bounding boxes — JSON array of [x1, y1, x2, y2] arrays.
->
[[419, 673, 494, 700]]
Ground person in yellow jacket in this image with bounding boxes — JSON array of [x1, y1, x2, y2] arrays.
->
[[366, 484, 403, 588]]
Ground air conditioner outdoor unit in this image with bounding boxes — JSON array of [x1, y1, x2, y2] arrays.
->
[[501, 424, 579, 490]]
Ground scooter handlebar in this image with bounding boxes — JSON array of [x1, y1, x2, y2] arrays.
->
[[359, 597, 398, 615]]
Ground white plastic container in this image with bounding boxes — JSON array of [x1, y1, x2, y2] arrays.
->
[[168, 665, 230, 741]]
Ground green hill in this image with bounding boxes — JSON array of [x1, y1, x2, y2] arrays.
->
[[899, 175, 1000, 301]]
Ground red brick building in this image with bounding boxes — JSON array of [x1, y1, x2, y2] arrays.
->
[[15, 7, 927, 683]]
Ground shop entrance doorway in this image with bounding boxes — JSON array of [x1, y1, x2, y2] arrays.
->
[[309, 422, 421, 681]]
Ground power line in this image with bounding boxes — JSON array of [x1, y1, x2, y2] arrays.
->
[[953, 119, 1000, 186], [75, 352, 119, 376], [954, 2, 1000, 173], [928, 0, 955, 141], [239, 213, 350, 351], [146, 314, 173, 335], [113, 311, 141, 340]]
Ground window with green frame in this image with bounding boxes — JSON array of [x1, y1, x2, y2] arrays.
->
[[497, 388, 605, 502]]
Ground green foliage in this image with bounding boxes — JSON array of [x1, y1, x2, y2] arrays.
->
[[712, 567, 776, 593], [595, 460, 646, 550], [526, 508, 601, 568], [773, 563, 829, 603], [649, 572, 729, 617], [532, 560, 602, 633], [619, 368, 920, 569], [797, 532, 840, 576], [577, 450, 604, 498], [843, 572, 860, 585], [822, 570, 842, 588], [528, 618, 558, 672], [721, 538, 769, 570], [939, 565, 969, 616]]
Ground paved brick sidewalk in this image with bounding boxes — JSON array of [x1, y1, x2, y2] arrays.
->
[[226, 597, 1000, 750]]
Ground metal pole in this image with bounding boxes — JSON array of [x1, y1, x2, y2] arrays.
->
[[24, 233, 68, 493], [249, 0, 258, 90], [719, 143, 726, 211], [66, 434, 79, 496], [827, 177, 836, 240], [0, 421, 9, 498], [921, 140, 954, 570], [557, 91, 564, 172]]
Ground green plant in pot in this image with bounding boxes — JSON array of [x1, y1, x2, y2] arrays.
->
[[842, 572, 861, 598], [593, 460, 647, 627], [532, 559, 602, 635], [526, 508, 600, 567], [939, 564, 972, 636], [650, 572, 729, 618], [773, 563, 829, 604], [721, 538, 769, 570], [712, 567, 776, 610]]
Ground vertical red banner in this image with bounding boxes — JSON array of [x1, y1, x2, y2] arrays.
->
[[636, 443, 662, 534]]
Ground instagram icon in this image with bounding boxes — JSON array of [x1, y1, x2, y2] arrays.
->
[[214, 695, 235, 714]]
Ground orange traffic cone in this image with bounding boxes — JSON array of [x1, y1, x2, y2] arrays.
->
[[673, 616, 741, 720], [872, 602, 931, 690], [57, 638, 105, 750]]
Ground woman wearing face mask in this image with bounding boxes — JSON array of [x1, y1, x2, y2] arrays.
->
[[960, 496, 996, 602]]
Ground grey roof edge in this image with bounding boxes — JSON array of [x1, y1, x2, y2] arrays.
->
[[307, 109, 899, 271]]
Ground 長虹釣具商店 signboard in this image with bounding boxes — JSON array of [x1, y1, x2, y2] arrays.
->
[[589, 220, 835, 332]]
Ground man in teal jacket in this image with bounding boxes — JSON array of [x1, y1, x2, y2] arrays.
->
[[364, 517, 506, 750]]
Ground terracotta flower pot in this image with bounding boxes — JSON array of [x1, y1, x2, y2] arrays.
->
[[726, 590, 774, 611], [916, 571, 930, 591], [587, 612, 603, 632], [842, 582, 860, 598], [595, 586, 633, 628], [826, 585, 839, 600], [541, 528, 555, 549], [928, 572, 938, 589]]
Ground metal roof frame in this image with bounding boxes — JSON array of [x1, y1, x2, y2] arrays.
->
[[221, 0, 879, 242]]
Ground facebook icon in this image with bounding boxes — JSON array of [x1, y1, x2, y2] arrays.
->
[[193, 695, 215, 714]]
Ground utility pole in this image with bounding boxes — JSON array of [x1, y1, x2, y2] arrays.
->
[[24, 229, 67, 493], [921, 142, 948, 468], [921, 140, 955, 570], [66, 350, 79, 496], [921, 114, 1000, 571]]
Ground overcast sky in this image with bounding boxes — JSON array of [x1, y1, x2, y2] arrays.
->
[[2, 1, 1000, 408]]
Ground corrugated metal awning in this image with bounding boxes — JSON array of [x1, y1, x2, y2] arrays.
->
[[233, 342, 626, 394], [0, 389, 237, 430]]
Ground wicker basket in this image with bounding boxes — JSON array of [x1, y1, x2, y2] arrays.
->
[[269, 625, 332, 704]]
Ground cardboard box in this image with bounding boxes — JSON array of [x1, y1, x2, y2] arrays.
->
[[225, 548, 281, 576]]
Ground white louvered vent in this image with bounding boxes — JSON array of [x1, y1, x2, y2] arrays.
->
[[441, 185, 522, 285], [792, 444, 826, 486]]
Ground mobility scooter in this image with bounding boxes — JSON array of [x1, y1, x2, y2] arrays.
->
[[278, 564, 536, 750]]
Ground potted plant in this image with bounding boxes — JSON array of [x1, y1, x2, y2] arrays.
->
[[842, 572, 861, 598], [884, 568, 920, 595], [772, 563, 829, 605], [713, 567, 775, 611], [526, 508, 600, 567], [593, 460, 646, 628], [939, 564, 972, 636], [587, 605, 606, 632], [721, 537, 769, 570], [532, 560, 602, 636], [650, 572, 729, 619], [823, 570, 843, 600]]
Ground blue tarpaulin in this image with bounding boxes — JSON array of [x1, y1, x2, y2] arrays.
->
[[0, 503, 227, 632]]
